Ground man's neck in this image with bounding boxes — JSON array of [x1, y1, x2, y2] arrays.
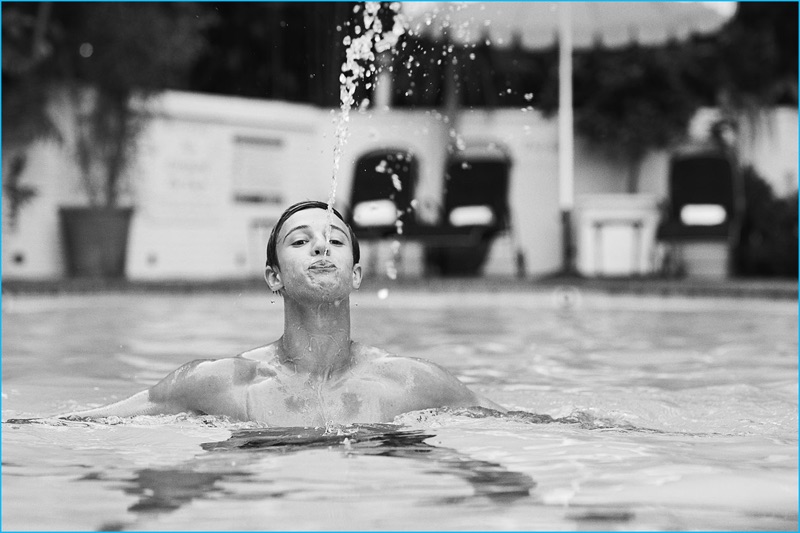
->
[[280, 297, 354, 380]]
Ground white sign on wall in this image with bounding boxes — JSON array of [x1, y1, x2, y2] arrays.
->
[[144, 120, 226, 222]]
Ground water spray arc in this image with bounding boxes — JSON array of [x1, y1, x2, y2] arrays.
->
[[324, 2, 406, 257]]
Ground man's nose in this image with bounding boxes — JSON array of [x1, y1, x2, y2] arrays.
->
[[311, 237, 329, 256]]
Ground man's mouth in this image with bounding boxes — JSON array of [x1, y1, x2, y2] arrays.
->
[[309, 260, 336, 271]]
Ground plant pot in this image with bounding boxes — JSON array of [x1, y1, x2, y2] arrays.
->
[[59, 207, 134, 279]]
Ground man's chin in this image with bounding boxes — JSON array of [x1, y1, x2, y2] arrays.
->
[[290, 279, 351, 303]]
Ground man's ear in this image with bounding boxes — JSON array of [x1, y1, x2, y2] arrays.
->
[[265, 265, 283, 292], [351, 263, 363, 290]]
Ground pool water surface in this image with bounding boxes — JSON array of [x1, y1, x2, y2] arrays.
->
[[2, 290, 797, 530]]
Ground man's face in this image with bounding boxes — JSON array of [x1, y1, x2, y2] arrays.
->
[[266, 208, 362, 302]]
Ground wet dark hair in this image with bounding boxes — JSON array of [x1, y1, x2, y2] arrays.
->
[[266, 200, 360, 270]]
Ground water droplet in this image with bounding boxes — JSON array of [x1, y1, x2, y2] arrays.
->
[[377, 288, 389, 299], [79, 42, 93, 58], [386, 260, 397, 280]]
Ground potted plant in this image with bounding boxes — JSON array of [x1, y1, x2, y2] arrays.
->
[[5, 3, 209, 278], [50, 3, 209, 278]]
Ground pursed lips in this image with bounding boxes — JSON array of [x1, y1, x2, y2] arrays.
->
[[308, 260, 336, 272]]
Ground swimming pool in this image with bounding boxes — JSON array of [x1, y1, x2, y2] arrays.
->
[[2, 289, 797, 530]]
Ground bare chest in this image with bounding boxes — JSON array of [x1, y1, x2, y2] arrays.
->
[[244, 375, 410, 427]]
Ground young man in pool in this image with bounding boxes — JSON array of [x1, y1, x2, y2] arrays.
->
[[62, 200, 504, 426]]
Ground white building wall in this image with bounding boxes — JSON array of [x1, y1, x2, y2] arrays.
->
[[3, 89, 796, 281], [2, 139, 73, 279], [126, 92, 327, 280]]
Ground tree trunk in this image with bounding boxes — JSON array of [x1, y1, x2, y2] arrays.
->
[[70, 86, 101, 206], [104, 100, 130, 207]]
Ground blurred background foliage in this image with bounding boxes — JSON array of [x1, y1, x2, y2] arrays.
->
[[3, 2, 212, 207], [3, 1, 797, 275], [734, 167, 798, 277], [8, 3, 794, 110]]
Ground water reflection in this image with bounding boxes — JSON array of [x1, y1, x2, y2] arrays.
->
[[86, 408, 680, 525], [111, 423, 536, 524], [124, 469, 244, 513]]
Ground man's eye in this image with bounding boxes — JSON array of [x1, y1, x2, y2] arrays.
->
[[330, 239, 344, 245], [291, 239, 308, 246]]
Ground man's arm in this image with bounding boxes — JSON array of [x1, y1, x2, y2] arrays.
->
[[60, 358, 256, 420], [59, 389, 176, 419], [470, 390, 508, 413]]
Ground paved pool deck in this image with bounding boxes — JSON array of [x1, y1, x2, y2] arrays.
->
[[2, 275, 797, 300]]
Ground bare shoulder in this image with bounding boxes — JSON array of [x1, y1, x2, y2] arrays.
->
[[147, 353, 280, 419], [354, 342, 457, 377], [238, 342, 280, 362], [150, 354, 275, 401], [351, 342, 502, 411]]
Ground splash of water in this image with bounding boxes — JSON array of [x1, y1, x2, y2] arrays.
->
[[5, 413, 267, 430], [324, 2, 405, 252]]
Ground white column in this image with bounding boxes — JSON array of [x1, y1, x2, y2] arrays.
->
[[373, 51, 393, 110], [558, 2, 575, 272], [558, 2, 574, 211]]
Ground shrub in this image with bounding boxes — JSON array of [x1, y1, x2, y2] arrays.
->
[[734, 166, 798, 277]]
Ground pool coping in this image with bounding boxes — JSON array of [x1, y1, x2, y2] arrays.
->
[[2, 276, 797, 300]]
